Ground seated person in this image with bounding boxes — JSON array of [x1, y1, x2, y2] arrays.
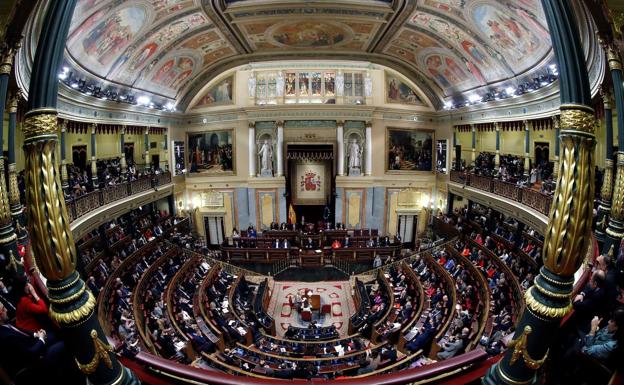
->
[[304, 237, 315, 249]]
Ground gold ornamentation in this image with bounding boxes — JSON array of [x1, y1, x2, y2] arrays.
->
[[496, 364, 534, 385], [559, 105, 595, 133], [542, 127, 596, 276], [0, 159, 12, 227], [508, 326, 548, 370], [8, 163, 20, 207], [8, 90, 21, 113], [75, 329, 114, 375], [601, 158, 614, 202], [525, 287, 572, 319], [607, 46, 622, 71], [25, 138, 78, 281], [48, 283, 86, 305], [49, 290, 96, 325], [533, 280, 572, 299], [610, 153, 624, 223], [7, 250, 22, 272], [23, 109, 58, 140]]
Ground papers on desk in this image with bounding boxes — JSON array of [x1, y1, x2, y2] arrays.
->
[[174, 341, 187, 351], [237, 326, 247, 335]]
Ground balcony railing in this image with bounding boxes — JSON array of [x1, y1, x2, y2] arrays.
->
[[66, 171, 172, 223], [449, 170, 553, 216]]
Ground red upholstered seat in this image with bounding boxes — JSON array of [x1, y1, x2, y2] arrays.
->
[[321, 304, 331, 314], [301, 310, 312, 322]]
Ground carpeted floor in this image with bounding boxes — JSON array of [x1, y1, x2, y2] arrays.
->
[[267, 280, 355, 337]]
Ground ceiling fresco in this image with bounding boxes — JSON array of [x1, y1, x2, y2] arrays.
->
[[49, 0, 558, 108]]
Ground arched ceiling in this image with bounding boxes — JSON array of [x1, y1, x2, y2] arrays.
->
[[57, 0, 554, 110]]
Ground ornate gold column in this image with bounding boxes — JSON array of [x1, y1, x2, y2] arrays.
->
[[484, 1, 595, 383], [605, 46, 624, 251], [552, 115, 560, 178], [596, 91, 614, 243]]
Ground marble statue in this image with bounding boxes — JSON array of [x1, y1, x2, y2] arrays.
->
[[347, 138, 362, 176], [258, 139, 273, 176]]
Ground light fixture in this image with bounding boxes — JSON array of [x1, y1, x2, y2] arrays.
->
[[468, 94, 480, 103], [444, 101, 453, 109], [505, 87, 516, 95], [137, 95, 151, 106]]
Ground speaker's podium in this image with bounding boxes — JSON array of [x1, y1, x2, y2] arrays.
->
[[300, 249, 323, 267]]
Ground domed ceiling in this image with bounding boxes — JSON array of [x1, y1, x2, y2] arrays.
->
[[55, 0, 554, 109]]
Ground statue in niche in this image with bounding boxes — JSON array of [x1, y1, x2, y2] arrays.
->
[[258, 139, 273, 176], [347, 138, 362, 176]]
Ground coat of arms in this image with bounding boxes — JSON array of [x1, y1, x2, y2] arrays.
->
[[300, 170, 321, 191]]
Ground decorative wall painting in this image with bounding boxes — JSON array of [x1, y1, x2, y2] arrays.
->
[[386, 128, 434, 172], [385, 72, 424, 105], [187, 130, 234, 174], [193, 76, 234, 108]]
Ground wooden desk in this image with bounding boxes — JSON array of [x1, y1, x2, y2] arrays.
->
[[300, 250, 322, 267], [310, 294, 321, 311]]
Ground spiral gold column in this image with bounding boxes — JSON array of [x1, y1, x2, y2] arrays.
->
[[23, 1, 138, 383], [484, 0, 595, 383]]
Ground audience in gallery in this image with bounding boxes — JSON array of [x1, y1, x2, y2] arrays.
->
[[467, 152, 555, 193], [62, 157, 166, 200]]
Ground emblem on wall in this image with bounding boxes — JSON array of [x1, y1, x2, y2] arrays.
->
[[301, 171, 322, 192]]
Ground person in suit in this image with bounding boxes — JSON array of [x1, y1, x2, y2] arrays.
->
[[0, 302, 79, 383], [274, 238, 280, 248], [344, 236, 350, 248], [305, 237, 315, 249], [282, 239, 290, 249], [437, 327, 469, 360]]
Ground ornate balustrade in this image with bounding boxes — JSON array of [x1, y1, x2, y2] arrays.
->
[[65, 172, 171, 223], [449, 170, 553, 216]]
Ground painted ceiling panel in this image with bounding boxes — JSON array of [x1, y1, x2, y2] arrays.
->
[[58, 0, 555, 107]]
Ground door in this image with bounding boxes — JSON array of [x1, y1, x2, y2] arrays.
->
[[397, 214, 416, 245], [124, 143, 135, 166], [72, 145, 87, 171], [204, 216, 225, 246], [151, 154, 160, 170], [454, 145, 461, 171]]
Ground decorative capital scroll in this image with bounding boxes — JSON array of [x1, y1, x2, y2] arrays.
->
[[248, 121, 255, 129], [559, 104, 595, 133], [607, 45, 622, 71], [23, 109, 59, 140], [75, 329, 114, 375], [508, 326, 549, 370]]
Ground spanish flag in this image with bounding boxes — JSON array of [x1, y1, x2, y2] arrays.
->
[[288, 203, 297, 225]]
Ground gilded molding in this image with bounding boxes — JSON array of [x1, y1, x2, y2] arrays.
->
[[609, 153, 624, 223], [0, 64, 10, 75], [24, 138, 77, 281], [524, 287, 572, 319], [508, 326, 548, 370], [49, 290, 96, 325], [559, 104, 595, 133], [75, 329, 114, 375], [8, 163, 20, 207], [48, 283, 86, 305], [8, 90, 21, 113], [533, 281, 572, 299], [0, 159, 13, 227], [601, 158, 614, 202], [542, 132, 596, 276], [496, 365, 534, 385], [23, 109, 59, 140]]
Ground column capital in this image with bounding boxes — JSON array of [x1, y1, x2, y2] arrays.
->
[[144, 126, 150, 135], [249, 121, 256, 129], [276, 120, 283, 128], [523, 119, 530, 130], [90, 123, 97, 134], [470, 124, 475, 132], [0, 40, 20, 74], [601, 87, 613, 109], [8, 89, 22, 113], [365, 121, 372, 129], [494, 122, 500, 131], [121, 125, 126, 135], [607, 44, 622, 71], [552, 115, 560, 129], [336, 120, 344, 127], [60, 119, 67, 133]]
